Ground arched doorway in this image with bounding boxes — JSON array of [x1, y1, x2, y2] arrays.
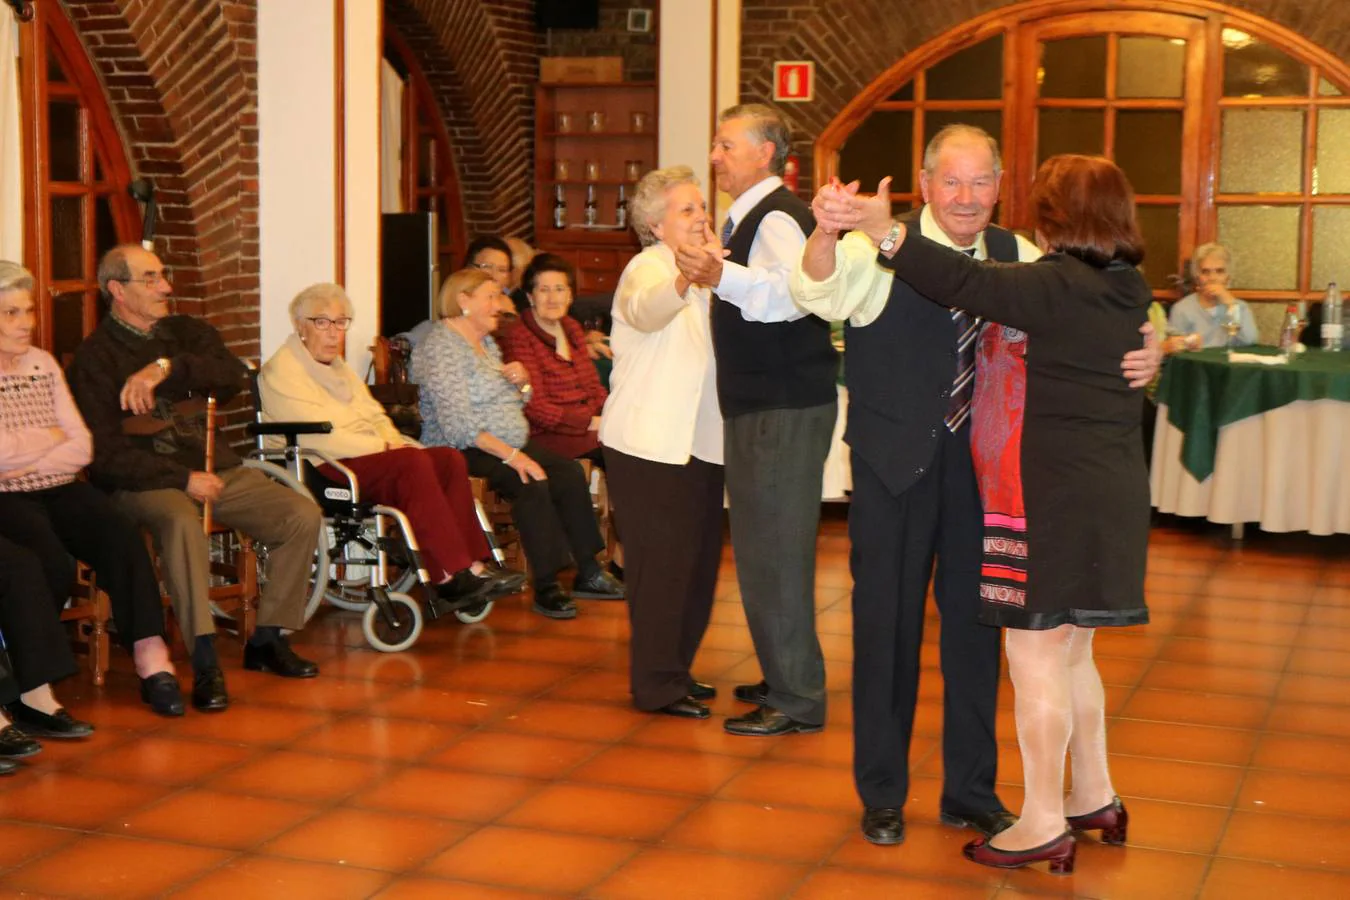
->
[[16, 0, 140, 360], [817, 2, 1350, 305]]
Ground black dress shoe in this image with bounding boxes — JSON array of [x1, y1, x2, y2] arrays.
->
[[192, 667, 230, 712], [723, 705, 823, 736], [572, 569, 625, 599], [532, 583, 578, 619], [244, 637, 319, 678], [0, 725, 42, 759], [481, 566, 528, 597], [437, 569, 494, 607], [4, 702, 94, 739], [0, 758, 16, 776], [733, 680, 769, 705], [687, 681, 717, 701], [139, 671, 186, 717], [656, 696, 711, 719], [862, 807, 906, 845], [941, 806, 1018, 837]]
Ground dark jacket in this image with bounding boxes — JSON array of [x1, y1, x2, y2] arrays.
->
[[67, 314, 247, 493]]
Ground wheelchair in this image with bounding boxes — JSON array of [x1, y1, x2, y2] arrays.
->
[[241, 374, 496, 653]]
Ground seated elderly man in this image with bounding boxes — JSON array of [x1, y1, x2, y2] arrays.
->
[[68, 244, 324, 714], [258, 282, 525, 605], [1165, 242, 1258, 351]]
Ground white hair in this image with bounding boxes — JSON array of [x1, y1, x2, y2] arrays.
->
[[289, 282, 354, 322], [629, 165, 699, 246], [0, 260, 34, 295], [1190, 243, 1233, 281]]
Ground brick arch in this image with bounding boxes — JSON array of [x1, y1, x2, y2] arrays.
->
[[739, 0, 1350, 196], [384, 0, 538, 242], [60, 0, 259, 353]]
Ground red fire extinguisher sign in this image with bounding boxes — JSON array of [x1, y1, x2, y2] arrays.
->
[[773, 61, 814, 102]]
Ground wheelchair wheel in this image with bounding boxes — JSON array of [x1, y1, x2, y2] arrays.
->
[[238, 459, 330, 620], [362, 592, 423, 652], [454, 598, 494, 624], [319, 525, 420, 614]]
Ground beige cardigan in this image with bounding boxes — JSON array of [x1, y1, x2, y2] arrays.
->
[[258, 339, 413, 460]]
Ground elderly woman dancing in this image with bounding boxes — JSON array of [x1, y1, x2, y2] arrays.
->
[[258, 283, 525, 607], [0, 260, 184, 725], [413, 268, 624, 619], [601, 166, 725, 719]]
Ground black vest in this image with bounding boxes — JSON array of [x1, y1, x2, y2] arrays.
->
[[712, 185, 838, 418], [844, 209, 1019, 496]]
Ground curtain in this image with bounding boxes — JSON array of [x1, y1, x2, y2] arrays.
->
[[380, 59, 404, 214], [0, 10, 22, 261]]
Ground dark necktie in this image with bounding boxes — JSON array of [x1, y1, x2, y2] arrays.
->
[[720, 216, 735, 246], [945, 247, 982, 433]]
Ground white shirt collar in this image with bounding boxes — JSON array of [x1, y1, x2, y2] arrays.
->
[[919, 205, 986, 260], [726, 175, 785, 232]]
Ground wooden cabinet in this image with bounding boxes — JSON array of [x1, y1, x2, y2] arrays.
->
[[534, 81, 657, 297]]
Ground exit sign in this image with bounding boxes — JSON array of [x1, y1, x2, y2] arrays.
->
[[774, 61, 814, 102]]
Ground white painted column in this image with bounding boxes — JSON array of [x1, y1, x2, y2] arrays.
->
[[343, 0, 381, 380]]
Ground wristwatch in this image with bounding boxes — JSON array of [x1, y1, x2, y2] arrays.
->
[[878, 221, 903, 254], [155, 357, 172, 378]]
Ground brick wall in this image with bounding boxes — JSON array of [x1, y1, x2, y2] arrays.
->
[[386, 0, 539, 241], [738, 0, 1350, 197], [544, 0, 659, 82]]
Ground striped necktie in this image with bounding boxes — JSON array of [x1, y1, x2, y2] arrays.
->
[[945, 248, 982, 433], [720, 216, 735, 246]]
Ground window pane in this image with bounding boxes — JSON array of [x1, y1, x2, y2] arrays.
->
[[922, 110, 1002, 161], [839, 111, 914, 195], [49, 101, 81, 183], [1217, 205, 1300, 290], [926, 34, 1003, 100], [1039, 36, 1107, 98], [95, 195, 118, 258], [52, 292, 87, 364], [50, 196, 85, 281], [888, 81, 914, 102], [1117, 37, 1185, 99], [1219, 109, 1303, 193], [1320, 76, 1343, 97], [1115, 111, 1182, 194], [1316, 110, 1350, 194], [1037, 109, 1104, 165], [1222, 31, 1308, 97], [1135, 205, 1180, 290], [1311, 206, 1350, 290]]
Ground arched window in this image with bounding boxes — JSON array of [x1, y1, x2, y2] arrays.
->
[[16, 1, 139, 361], [820, 3, 1350, 309]]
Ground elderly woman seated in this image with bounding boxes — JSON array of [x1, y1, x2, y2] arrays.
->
[[258, 283, 525, 606], [413, 268, 625, 619], [1165, 242, 1258, 351], [0, 260, 184, 727], [497, 253, 608, 466]]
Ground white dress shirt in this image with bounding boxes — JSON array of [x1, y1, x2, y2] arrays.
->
[[600, 244, 723, 466], [715, 175, 810, 323]]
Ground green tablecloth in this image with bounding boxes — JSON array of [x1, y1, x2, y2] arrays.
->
[[1155, 347, 1350, 481]]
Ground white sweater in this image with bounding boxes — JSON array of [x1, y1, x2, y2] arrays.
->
[[258, 339, 413, 460]]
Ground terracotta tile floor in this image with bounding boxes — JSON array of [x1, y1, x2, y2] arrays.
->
[[4, 511, 1350, 898]]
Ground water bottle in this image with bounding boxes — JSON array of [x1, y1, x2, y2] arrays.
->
[[1279, 303, 1300, 352], [1322, 281, 1344, 352]]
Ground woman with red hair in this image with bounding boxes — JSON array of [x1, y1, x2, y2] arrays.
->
[[838, 154, 1150, 874]]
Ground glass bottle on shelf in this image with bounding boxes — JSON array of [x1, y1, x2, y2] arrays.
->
[[583, 184, 598, 226], [552, 184, 567, 229], [1322, 281, 1343, 352], [615, 184, 628, 230]]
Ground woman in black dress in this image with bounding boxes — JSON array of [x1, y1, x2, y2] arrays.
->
[[878, 155, 1150, 874]]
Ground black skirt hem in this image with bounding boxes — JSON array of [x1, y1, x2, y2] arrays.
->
[[979, 604, 1149, 631]]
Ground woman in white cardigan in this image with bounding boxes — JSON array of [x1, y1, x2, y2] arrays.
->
[[257, 283, 524, 606], [601, 166, 725, 719]]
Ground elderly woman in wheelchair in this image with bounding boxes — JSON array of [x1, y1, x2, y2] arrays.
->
[[257, 283, 526, 643]]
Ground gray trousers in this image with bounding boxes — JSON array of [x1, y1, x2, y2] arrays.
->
[[723, 400, 836, 725], [115, 466, 323, 642]]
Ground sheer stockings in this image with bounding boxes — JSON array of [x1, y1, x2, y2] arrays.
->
[[992, 624, 1117, 851]]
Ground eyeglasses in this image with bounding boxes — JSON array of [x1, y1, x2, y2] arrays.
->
[[116, 268, 172, 287], [305, 316, 353, 332], [473, 262, 511, 277]]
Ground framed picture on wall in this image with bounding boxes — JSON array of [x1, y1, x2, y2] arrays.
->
[[627, 9, 652, 33]]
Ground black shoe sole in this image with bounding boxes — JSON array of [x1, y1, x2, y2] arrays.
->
[[192, 699, 230, 713], [8, 725, 93, 740], [243, 662, 319, 679], [0, 744, 42, 760], [531, 602, 578, 619], [571, 590, 624, 600], [655, 704, 711, 720], [863, 827, 906, 846], [722, 721, 823, 737], [940, 810, 1014, 837]]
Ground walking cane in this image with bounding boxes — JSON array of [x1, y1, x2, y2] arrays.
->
[[202, 394, 217, 535]]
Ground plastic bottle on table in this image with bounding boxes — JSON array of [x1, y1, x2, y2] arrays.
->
[[1322, 282, 1344, 352], [1279, 303, 1300, 352]]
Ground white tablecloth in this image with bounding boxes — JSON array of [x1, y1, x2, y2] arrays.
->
[[1151, 399, 1350, 535]]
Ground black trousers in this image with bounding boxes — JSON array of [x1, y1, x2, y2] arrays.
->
[[604, 447, 723, 710], [0, 481, 166, 652], [463, 441, 604, 585], [848, 425, 1003, 812], [0, 535, 78, 695]]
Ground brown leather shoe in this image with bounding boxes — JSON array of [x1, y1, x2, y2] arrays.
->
[[722, 705, 822, 736]]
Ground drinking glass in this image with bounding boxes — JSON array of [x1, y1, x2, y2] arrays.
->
[[1222, 304, 1242, 347], [556, 111, 574, 133], [587, 110, 606, 132]]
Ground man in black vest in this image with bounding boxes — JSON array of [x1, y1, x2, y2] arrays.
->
[[791, 126, 1160, 845], [675, 103, 838, 736]]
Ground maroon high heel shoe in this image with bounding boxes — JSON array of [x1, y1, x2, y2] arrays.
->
[[962, 831, 1076, 875], [1067, 796, 1128, 845]]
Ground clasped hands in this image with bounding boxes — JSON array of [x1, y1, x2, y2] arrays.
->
[[813, 176, 897, 245], [673, 223, 731, 290]]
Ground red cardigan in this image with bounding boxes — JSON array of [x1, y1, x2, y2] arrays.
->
[[497, 310, 608, 459]]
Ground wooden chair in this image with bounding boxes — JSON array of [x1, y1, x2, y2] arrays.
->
[[145, 527, 259, 658], [578, 459, 620, 566], [62, 563, 111, 686], [470, 477, 526, 572]]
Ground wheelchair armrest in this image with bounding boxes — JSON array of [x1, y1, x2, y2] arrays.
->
[[247, 421, 334, 443]]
